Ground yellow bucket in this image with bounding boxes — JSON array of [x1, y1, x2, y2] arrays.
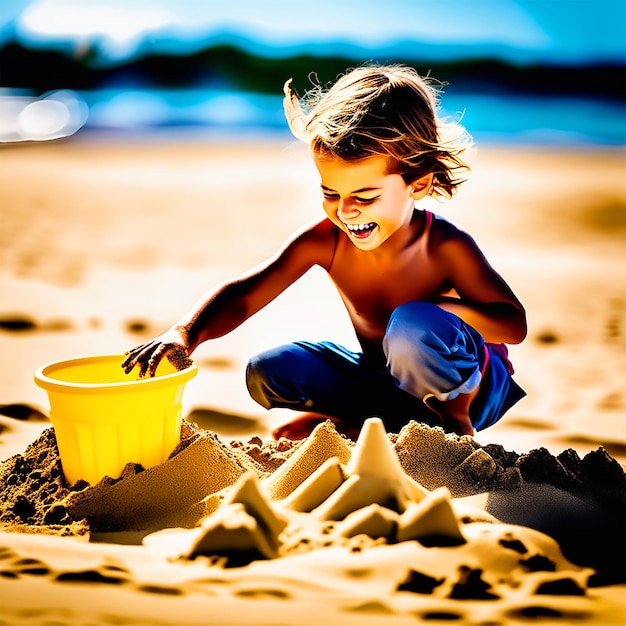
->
[[34, 354, 198, 486]]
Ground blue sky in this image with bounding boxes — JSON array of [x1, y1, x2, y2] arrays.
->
[[1, 0, 625, 65]]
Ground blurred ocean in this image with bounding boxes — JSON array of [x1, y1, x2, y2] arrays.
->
[[3, 86, 622, 146], [82, 87, 626, 146], [1, 1, 624, 145]]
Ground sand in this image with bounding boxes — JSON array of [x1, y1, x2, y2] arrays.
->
[[0, 418, 624, 624], [0, 136, 625, 624]]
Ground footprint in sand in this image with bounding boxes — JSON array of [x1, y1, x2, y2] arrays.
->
[[199, 356, 237, 369], [2, 556, 52, 578], [0, 315, 38, 332], [136, 584, 186, 595], [123, 318, 154, 335], [0, 315, 76, 333], [55, 569, 130, 585], [534, 329, 560, 345], [0, 404, 49, 421]]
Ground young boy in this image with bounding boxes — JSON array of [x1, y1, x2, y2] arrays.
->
[[123, 64, 527, 440]]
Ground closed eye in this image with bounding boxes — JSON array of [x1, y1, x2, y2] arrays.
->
[[355, 195, 380, 204], [322, 192, 380, 204]]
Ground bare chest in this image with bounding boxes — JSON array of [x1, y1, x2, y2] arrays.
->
[[328, 240, 448, 340]]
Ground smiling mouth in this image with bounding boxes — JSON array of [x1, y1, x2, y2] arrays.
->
[[345, 222, 377, 239]]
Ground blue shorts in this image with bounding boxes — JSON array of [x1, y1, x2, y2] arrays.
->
[[246, 302, 525, 433]]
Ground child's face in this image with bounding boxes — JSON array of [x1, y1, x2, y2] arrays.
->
[[313, 154, 417, 251]]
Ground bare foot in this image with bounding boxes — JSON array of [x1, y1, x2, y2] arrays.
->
[[424, 383, 480, 437], [271, 412, 360, 441]]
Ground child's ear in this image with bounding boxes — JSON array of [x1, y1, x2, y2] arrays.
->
[[410, 173, 434, 200]]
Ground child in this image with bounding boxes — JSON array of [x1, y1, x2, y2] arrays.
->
[[123, 64, 527, 440]]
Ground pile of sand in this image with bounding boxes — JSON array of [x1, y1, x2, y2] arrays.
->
[[2, 417, 625, 626], [1, 412, 624, 584], [394, 421, 625, 506]]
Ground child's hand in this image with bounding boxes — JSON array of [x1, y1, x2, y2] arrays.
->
[[122, 329, 192, 378]]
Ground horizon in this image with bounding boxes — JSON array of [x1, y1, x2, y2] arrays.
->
[[1, 0, 624, 144]]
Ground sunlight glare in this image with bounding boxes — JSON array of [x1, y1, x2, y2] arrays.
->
[[0, 90, 88, 142], [19, 0, 172, 49], [18, 99, 70, 137], [17, 0, 548, 54]]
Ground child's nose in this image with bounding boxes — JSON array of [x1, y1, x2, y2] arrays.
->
[[337, 198, 360, 220]]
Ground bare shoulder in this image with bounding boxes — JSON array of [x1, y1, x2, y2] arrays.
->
[[295, 216, 338, 241], [278, 217, 338, 271], [428, 215, 483, 256]]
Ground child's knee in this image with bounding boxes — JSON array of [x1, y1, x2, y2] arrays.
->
[[245, 353, 275, 409], [383, 301, 482, 400], [383, 301, 447, 363], [245, 345, 313, 410]]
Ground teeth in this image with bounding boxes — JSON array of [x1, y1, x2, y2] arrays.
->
[[346, 223, 373, 232]]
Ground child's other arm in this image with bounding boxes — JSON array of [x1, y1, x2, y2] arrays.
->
[[123, 219, 334, 377], [435, 230, 527, 345]]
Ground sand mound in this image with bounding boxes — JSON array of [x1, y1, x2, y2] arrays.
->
[[262, 419, 353, 500], [0, 427, 87, 535], [4, 417, 621, 625], [62, 427, 263, 533], [395, 421, 625, 510], [1, 415, 624, 582]]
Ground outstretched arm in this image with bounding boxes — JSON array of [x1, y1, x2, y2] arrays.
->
[[122, 218, 336, 377]]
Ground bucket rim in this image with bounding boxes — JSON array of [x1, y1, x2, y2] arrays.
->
[[34, 353, 198, 391]]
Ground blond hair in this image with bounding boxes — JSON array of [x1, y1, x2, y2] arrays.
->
[[284, 64, 472, 199]]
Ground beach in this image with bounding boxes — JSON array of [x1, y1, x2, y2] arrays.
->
[[0, 135, 625, 624]]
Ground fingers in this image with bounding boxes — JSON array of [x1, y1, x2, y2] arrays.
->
[[122, 346, 142, 374], [147, 346, 165, 378], [122, 342, 160, 378], [122, 342, 190, 378]]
